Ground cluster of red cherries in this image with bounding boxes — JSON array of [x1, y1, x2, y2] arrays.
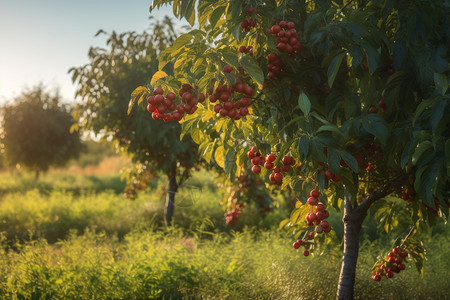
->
[[238, 45, 254, 56], [240, 6, 258, 32], [209, 78, 254, 120], [372, 246, 409, 281], [147, 85, 205, 122], [292, 189, 332, 256], [266, 52, 285, 80], [247, 146, 296, 183], [224, 208, 242, 226], [269, 21, 304, 56], [305, 189, 331, 232]]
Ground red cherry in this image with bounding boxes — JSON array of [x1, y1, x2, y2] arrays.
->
[[147, 103, 156, 113], [251, 146, 258, 153], [378, 99, 387, 110], [223, 65, 233, 73], [166, 91, 176, 101], [287, 21, 295, 29], [157, 104, 167, 114], [274, 172, 283, 181], [269, 172, 276, 182], [277, 42, 287, 51], [293, 241, 300, 249], [155, 94, 164, 103], [320, 220, 330, 229], [307, 212, 317, 222], [307, 197, 318, 206], [323, 226, 331, 233], [398, 264, 406, 271], [316, 225, 323, 234], [270, 24, 282, 34], [399, 251, 408, 258], [251, 156, 260, 165], [264, 161, 274, 170], [163, 114, 173, 123], [239, 46, 247, 53], [303, 250, 309, 256], [154, 87, 164, 95], [173, 111, 182, 121], [147, 96, 156, 105], [281, 165, 290, 172], [279, 20, 287, 28], [388, 257, 396, 264], [323, 210, 329, 219], [239, 107, 249, 116], [244, 85, 254, 97], [310, 189, 320, 198], [369, 106, 378, 114], [219, 108, 228, 116], [325, 170, 334, 180], [247, 150, 255, 159], [386, 271, 394, 278], [267, 153, 276, 162], [393, 247, 400, 255], [315, 203, 325, 212], [252, 165, 261, 174]]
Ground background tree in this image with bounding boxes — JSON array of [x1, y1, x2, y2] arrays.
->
[[70, 18, 199, 224], [130, 0, 449, 298], [0, 85, 82, 179]]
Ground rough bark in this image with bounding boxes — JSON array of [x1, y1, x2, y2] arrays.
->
[[336, 196, 365, 300], [164, 174, 178, 225], [336, 172, 410, 299]]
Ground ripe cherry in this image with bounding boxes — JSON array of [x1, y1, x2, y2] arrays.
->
[[166, 91, 176, 101], [303, 250, 309, 257], [264, 161, 274, 170], [252, 165, 261, 174], [274, 172, 283, 181], [378, 99, 387, 110], [307, 197, 318, 206], [223, 65, 233, 73], [293, 241, 301, 249], [310, 189, 320, 198], [270, 24, 282, 34], [316, 203, 325, 212], [386, 271, 394, 278], [154, 87, 164, 95], [325, 170, 333, 180]]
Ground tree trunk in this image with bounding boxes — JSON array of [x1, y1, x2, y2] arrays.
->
[[164, 174, 178, 225], [336, 204, 364, 300]]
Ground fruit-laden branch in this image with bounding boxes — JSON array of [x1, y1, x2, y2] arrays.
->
[[355, 171, 412, 216]]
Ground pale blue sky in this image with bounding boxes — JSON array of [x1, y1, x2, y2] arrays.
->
[[0, 0, 187, 103]]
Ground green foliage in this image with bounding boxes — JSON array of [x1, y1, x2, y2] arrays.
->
[[0, 86, 82, 176], [138, 1, 449, 289], [70, 18, 199, 195], [0, 228, 448, 299]]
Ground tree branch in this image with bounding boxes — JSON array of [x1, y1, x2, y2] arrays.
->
[[355, 172, 410, 216]]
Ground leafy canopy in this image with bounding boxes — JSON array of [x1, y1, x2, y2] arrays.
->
[[1, 86, 82, 174]]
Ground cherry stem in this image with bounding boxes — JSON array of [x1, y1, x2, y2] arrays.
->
[[399, 226, 416, 248]]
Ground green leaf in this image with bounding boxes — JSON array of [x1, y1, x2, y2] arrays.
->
[[361, 114, 389, 145], [362, 41, 380, 74], [209, 6, 226, 29], [340, 151, 359, 173], [150, 70, 168, 86], [240, 55, 264, 86], [412, 141, 433, 165], [298, 136, 310, 161], [214, 146, 225, 169], [317, 124, 344, 137], [430, 100, 446, 133], [327, 52, 345, 88], [298, 91, 311, 116], [222, 51, 239, 69], [128, 86, 148, 115], [225, 149, 237, 181], [433, 72, 448, 95], [279, 218, 290, 230], [327, 148, 341, 175], [311, 138, 327, 162]]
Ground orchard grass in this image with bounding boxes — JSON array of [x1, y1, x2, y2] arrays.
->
[[0, 171, 448, 299]]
